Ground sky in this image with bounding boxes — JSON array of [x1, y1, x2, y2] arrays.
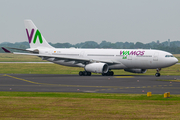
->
[[1, 0, 180, 44]]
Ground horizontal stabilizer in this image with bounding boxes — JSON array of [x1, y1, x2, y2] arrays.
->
[[2, 47, 11, 53], [6, 47, 29, 52], [5, 47, 39, 54]]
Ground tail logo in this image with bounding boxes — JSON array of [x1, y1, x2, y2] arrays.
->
[[26, 29, 43, 44]]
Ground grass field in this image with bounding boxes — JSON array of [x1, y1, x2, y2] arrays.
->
[[0, 53, 46, 62], [0, 92, 180, 119]]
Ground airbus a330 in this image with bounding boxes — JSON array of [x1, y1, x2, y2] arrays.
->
[[2, 20, 178, 77]]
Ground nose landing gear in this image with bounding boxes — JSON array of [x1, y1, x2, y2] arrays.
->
[[155, 68, 161, 77], [155, 73, 160, 77]]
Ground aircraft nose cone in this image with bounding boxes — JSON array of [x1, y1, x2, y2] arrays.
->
[[175, 57, 178, 63], [171, 57, 178, 65], [164, 57, 178, 67]]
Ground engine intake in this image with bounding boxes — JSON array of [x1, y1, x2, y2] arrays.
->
[[124, 69, 147, 73], [85, 63, 109, 73]]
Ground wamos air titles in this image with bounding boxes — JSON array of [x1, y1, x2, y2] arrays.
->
[[2, 20, 178, 77]]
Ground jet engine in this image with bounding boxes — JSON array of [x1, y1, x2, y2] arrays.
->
[[85, 63, 109, 73], [124, 69, 147, 73]]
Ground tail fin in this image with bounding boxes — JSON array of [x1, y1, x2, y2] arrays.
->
[[24, 20, 53, 48]]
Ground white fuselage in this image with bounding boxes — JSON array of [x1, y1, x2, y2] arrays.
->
[[38, 48, 178, 69]]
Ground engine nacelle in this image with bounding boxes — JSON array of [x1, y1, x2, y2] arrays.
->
[[85, 63, 109, 73], [124, 69, 147, 73]]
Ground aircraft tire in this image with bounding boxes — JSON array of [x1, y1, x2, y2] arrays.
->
[[155, 73, 160, 77], [107, 72, 110, 76], [83, 71, 88, 76], [110, 71, 114, 76], [102, 73, 106, 76], [102, 71, 114, 76], [87, 72, 91, 76], [158, 73, 161, 76], [79, 71, 83, 76]]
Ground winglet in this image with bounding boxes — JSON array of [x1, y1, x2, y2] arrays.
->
[[2, 47, 11, 53]]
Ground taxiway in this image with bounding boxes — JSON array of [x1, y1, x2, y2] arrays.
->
[[0, 74, 180, 94]]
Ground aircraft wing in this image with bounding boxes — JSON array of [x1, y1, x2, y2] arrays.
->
[[13, 52, 120, 64], [2, 47, 120, 64]]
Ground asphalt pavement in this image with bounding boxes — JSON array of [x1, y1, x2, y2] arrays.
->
[[0, 74, 180, 94]]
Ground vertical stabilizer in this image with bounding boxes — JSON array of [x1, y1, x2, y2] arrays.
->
[[24, 20, 53, 48]]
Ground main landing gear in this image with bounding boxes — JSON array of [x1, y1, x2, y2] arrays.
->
[[79, 71, 114, 76], [155, 68, 161, 77], [79, 71, 91, 76], [102, 71, 114, 76]]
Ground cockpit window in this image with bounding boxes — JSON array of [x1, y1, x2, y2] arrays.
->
[[165, 55, 174, 57]]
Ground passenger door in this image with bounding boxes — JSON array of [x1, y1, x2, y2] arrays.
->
[[153, 52, 159, 61]]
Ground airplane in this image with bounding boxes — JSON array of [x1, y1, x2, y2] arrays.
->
[[1, 20, 178, 77]]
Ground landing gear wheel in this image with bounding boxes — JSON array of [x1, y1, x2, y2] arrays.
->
[[110, 71, 114, 76], [83, 71, 88, 76], [87, 72, 91, 76], [155, 68, 161, 77], [107, 72, 110, 76], [79, 71, 91, 76], [155, 73, 160, 77], [79, 71, 83, 76], [102, 71, 114, 76], [102, 73, 106, 76]]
